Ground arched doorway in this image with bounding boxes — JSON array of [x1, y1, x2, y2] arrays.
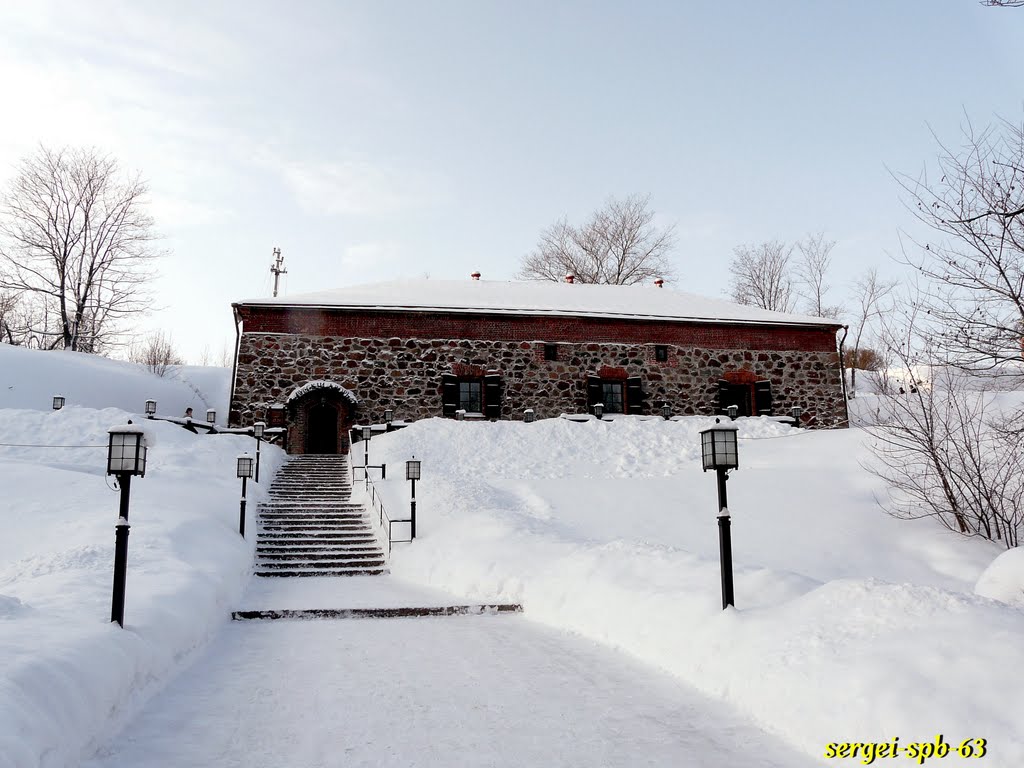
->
[[285, 382, 359, 455], [307, 401, 339, 454]]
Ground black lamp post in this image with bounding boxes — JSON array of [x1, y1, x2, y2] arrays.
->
[[790, 406, 802, 427], [144, 399, 156, 419], [700, 418, 740, 610], [384, 409, 394, 432], [523, 408, 535, 423], [52, 395, 65, 411], [237, 454, 254, 537], [593, 403, 604, 420], [253, 421, 265, 483], [455, 409, 466, 421], [106, 424, 148, 628], [726, 404, 739, 420], [661, 403, 672, 420], [206, 408, 216, 424], [362, 425, 372, 487], [406, 457, 421, 540]]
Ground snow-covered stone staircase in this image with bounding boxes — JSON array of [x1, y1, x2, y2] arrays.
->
[[255, 454, 387, 577]]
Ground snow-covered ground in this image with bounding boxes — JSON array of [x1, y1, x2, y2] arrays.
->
[[364, 414, 1024, 765], [4, 344, 1024, 767], [0, 348, 283, 768], [81, 611, 818, 768]]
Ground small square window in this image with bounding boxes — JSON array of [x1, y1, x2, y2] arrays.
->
[[544, 344, 558, 361], [655, 345, 669, 362]]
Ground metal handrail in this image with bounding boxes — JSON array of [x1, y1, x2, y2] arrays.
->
[[352, 456, 411, 561]]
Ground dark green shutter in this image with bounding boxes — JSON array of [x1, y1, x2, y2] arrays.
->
[[483, 374, 502, 420], [626, 376, 645, 414], [586, 375, 602, 409], [441, 374, 458, 417], [717, 380, 731, 414], [754, 380, 773, 415]]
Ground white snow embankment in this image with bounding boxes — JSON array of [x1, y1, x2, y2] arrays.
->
[[0, 344, 230, 417], [975, 547, 1024, 608], [0, 407, 285, 768], [367, 417, 1023, 765]]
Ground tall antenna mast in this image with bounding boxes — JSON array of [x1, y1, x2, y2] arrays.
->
[[270, 247, 287, 297]]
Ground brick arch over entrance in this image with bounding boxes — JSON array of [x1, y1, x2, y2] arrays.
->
[[286, 390, 357, 455]]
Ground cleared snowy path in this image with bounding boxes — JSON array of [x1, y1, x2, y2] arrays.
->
[[83, 610, 816, 768]]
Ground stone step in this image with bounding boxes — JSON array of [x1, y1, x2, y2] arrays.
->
[[258, 536, 378, 540], [259, 512, 366, 520], [254, 568, 388, 578], [256, 545, 382, 554], [257, 551, 384, 562]]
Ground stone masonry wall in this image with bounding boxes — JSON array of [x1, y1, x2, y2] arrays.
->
[[231, 333, 848, 429]]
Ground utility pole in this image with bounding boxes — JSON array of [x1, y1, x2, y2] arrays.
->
[[270, 247, 287, 298]]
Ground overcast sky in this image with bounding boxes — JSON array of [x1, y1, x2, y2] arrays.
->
[[1, 1, 1023, 363]]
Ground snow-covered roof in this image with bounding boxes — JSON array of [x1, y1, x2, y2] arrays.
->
[[236, 279, 839, 328]]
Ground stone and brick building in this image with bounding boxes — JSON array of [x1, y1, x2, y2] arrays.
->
[[229, 276, 848, 454]]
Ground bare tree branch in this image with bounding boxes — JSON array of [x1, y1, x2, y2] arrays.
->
[[728, 239, 796, 312], [0, 145, 162, 353], [519, 194, 677, 285]]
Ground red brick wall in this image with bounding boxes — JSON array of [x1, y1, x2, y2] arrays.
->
[[235, 306, 838, 353]]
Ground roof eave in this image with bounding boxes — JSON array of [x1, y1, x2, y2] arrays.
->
[[232, 301, 842, 330]]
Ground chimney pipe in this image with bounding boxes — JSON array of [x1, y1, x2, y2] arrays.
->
[[565, 273, 575, 284], [471, 271, 481, 281]]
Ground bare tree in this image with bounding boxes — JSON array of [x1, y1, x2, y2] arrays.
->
[[847, 268, 897, 396], [0, 290, 18, 345], [0, 146, 161, 352], [728, 239, 797, 312], [981, 1, 1024, 7], [864, 306, 1024, 548], [129, 330, 183, 378], [519, 195, 676, 285], [794, 231, 844, 318], [896, 116, 1024, 373]]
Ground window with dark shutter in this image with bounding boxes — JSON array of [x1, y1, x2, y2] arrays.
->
[[602, 381, 624, 413], [544, 344, 558, 361], [654, 345, 668, 362], [718, 380, 752, 416], [459, 381, 483, 413]]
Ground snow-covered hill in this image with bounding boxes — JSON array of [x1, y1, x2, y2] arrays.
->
[[0, 344, 231, 417], [0, 347, 284, 768]]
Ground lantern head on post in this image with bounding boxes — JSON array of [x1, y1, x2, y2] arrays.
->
[[406, 458, 421, 481], [144, 399, 157, 417], [384, 409, 394, 425], [661, 403, 672, 419], [726, 404, 739, 420], [700, 419, 739, 472], [52, 395, 65, 411], [455, 409, 466, 421], [206, 409, 216, 424], [107, 426, 148, 477], [523, 408, 536, 423], [790, 406, 802, 425], [253, 421, 266, 439], [593, 403, 604, 420], [236, 454, 254, 479], [361, 425, 373, 441]]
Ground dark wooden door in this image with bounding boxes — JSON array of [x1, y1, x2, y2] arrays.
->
[[306, 403, 338, 454]]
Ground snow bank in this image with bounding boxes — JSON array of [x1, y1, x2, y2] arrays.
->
[[367, 417, 1022, 764], [975, 547, 1024, 608], [0, 344, 230, 418], [0, 407, 285, 768]]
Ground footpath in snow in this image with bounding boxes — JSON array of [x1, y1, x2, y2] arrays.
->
[[82, 608, 817, 768]]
